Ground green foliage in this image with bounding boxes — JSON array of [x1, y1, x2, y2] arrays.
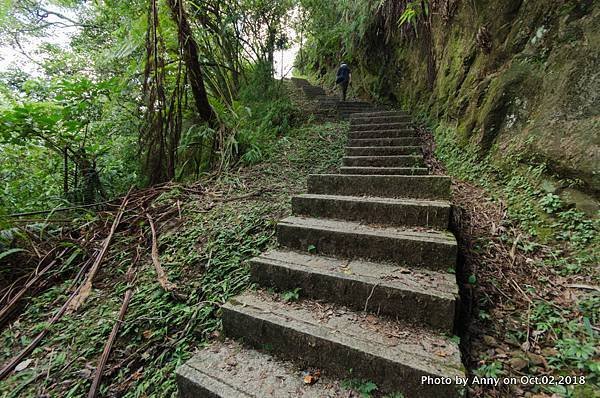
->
[[398, 1, 429, 36], [281, 287, 301, 302], [540, 193, 563, 213], [530, 294, 600, 385], [178, 72, 299, 178], [0, 0, 298, 213], [0, 247, 25, 261], [342, 379, 379, 397], [433, 124, 599, 250], [474, 361, 503, 378], [433, 121, 599, 394]]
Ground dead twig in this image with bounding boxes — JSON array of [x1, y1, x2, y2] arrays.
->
[[68, 193, 131, 313], [0, 278, 85, 380], [364, 283, 379, 312], [87, 289, 133, 398], [566, 284, 600, 292], [0, 247, 71, 326], [146, 213, 177, 292]]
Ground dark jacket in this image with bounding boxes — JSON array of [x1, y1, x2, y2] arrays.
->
[[336, 64, 350, 84]]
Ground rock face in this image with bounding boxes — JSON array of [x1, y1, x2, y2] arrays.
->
[[318, 2, 600, 195], [175, 81, 466, 397]]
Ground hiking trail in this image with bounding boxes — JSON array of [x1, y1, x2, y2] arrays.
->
[[176, 78, 466, 397]]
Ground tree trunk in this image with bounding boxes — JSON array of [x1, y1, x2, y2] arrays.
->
[[166, 0, 215, 124]]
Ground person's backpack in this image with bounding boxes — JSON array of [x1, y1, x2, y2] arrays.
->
[[336, 65, 349, 84]]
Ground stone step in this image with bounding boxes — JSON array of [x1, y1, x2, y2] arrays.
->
[[342, 155, 424, 168], [346, 146, 421, 156], [249, 250, 458, 331], [291, 81, 309, 88], [316, 97, 336, 101], [340, 111, 379, 117], [340, 166, 429, 175], [308, 174, 451, 200], [348, 137, 421, 146], [177, 340, 351, 397], [222, 291, 465, 397], [277, 216, 457, 269], [350, 115, 411, 125], [339, 112, 377, 119], [351, 110, 408, 118], [351, 122, 412, 132], [338, 105, 376, 109], [336, 101, 371, 106], [339, 110, 377, 116], [338, 106, 376, 111], [291, 194, 450, 229], [303, 89, 326, 95], [349, 130, 417, 139]]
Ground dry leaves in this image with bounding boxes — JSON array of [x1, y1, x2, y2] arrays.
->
[[302, 369, 321, 385]]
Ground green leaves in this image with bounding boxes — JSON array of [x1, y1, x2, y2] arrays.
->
[[281, 287, 301, 302], [342, 379, 379, 397], [0, 102, 63, 146], [0, 248, 26, 261]]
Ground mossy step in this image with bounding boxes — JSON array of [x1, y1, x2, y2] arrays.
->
[[350, 110, 408, 118], [340, 166, 429, 175], [346, 146, 421, 156], [338, 105, 377, 110], [277, 216, 457, 270], [336, 101, 371, 106], [342, 155, 424, 168], [349, 130, 417, 139], [339, 109, 377, 114], [350, 115, 411, 125], [351, 122, 412, 132], [308, 174, 451, 200], [302, 89, 326, 95], [177, 340, 350, 397], [249, 250, 458, 331], [221, 291, 465, 397], [291, 194, 449, 229], [348, 137, 420, 146]]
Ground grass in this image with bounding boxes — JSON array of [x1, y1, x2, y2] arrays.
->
[[0, 120, 347, 396]]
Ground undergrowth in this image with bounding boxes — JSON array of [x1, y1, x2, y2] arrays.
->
[[0, 121, 347, 396], [431, 123, 599, 397]]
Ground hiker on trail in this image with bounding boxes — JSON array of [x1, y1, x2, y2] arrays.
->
[[336, 62, 351, 101]]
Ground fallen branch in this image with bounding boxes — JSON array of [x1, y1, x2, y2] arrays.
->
[[8, 200, 116, 218], [0, 259, 57, 325], [566, 284, 600, 292], [0, 279, 85, 380], [0, 247, 70, 326], [68, 193, 130, 312], [87, 289, 133, 398], [146, 213, 177, 292]]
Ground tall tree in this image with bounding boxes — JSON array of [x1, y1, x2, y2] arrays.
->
[[166, 0, 215, 124]]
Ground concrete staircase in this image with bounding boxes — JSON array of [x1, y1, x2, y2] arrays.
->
[[176, 100, 466, 396], [290, 77, 377, 118]]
